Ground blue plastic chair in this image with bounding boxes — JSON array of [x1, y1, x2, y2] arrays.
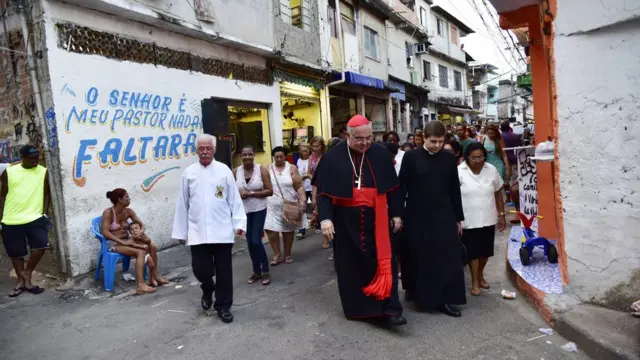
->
[[92, 216, 148, 291]]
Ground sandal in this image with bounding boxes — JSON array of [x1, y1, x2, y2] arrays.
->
[[285, 256, 294, 264], [136, 286, 157, 295], [270, 256, 283, 266], [8, 286, 24, 298], [24, 286, 45, 295], [261, 273, 271, 286], [479, 281, 490, 289], [470, 288, 481, 296], [247, 273, 262, 284]]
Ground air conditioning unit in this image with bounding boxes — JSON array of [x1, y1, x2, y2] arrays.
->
[[415, 43, 429, 54], [407, 57, 414, 69]]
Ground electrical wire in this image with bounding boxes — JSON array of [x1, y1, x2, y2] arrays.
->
[[478, 0, 527, 66], [464, 0, 521, 72]]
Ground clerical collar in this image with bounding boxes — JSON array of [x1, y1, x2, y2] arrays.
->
[[423, 144, 438, 156]]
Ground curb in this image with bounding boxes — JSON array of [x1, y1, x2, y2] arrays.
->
[[506, 258, 639, 360]]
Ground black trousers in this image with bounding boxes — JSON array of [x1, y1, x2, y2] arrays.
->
[[190, 243, 233, 311]]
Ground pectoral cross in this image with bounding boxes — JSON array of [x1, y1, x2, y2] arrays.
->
[[355, 177, 361, 190]]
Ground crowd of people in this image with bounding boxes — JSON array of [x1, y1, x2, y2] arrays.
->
[[0, 116, 527, 327]]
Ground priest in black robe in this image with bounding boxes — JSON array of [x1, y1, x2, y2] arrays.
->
[[315, 115, 406, 326], [398, 120, 467, 318]]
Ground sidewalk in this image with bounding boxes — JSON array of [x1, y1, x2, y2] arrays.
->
[[0, 230, 589, 360], [506, 241, 640, 360]]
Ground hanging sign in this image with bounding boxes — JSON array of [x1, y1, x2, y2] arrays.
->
[[516, 147, 538, 232]]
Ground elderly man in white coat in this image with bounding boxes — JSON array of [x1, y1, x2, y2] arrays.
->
[[172, 134, 246, 324]]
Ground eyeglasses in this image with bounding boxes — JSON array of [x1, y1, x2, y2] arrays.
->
[[470, 156, 485, 162], [351, 136, 373, 143]]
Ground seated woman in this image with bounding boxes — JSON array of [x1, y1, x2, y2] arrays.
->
[[101, 188, 169, 294]]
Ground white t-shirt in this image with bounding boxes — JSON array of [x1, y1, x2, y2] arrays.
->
[[296, 158, 312, 192], [458, 161, 504, 229], [394, 150, 405, 175]]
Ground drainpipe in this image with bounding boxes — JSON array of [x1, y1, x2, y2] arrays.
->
[[19, 1, 68, 275]]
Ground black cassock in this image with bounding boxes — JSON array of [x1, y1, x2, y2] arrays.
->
[[315, 142, 404, 319], [398, 147, 466, 310]]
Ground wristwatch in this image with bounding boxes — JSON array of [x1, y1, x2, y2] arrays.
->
[[250, 190, 254, 197], [499, 212, 506, 217]]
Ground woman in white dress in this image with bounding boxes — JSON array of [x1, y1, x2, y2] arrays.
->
[[296, 144, 313, 238], [265, 146, 306, 265]]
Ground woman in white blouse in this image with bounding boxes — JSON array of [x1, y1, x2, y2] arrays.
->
[[458, 142, 507, 296]]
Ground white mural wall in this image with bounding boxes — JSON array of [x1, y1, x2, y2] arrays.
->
[[43, 2, 282, 275]]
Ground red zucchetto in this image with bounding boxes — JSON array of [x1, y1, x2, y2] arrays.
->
[[347, 114, 370, 127]]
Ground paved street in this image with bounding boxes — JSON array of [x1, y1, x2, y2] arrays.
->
[[0, 229, 589, 360]]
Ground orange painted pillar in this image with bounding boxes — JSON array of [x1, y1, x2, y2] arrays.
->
[[500, 2, 567, 284]]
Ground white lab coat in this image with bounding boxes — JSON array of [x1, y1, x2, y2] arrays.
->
[[171, 161, 247, 246]]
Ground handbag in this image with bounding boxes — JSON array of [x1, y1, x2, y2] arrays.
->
[[271, 165, 303, 226]]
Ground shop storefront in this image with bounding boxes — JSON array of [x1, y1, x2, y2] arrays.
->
[[273, 69, 327, 161], [329, 71, 392, 138], [225, 101, 272, 168]]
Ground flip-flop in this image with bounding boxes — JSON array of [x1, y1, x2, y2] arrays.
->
[[270, 257, 283, 266], [285, 256, 294, 264], [24, 286, 44, 295], [8, 287, 25, 297], [136, 287, 156, 295], [470, 289, 481, 296], [480, 282, 490, 289]]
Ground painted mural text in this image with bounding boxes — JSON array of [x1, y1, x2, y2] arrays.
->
[[65, 88, 201, 133], [69, 87, 201, 187]]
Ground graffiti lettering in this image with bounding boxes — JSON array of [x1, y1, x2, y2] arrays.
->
[[72, 132, 197, 187], [517, 148, 539, 231], [46, 107, 58, 149]]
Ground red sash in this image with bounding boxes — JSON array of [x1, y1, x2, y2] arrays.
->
[[333, 188, 392, 300]]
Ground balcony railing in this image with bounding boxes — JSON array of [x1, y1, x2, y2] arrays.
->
[[517, 73, 532, 88]]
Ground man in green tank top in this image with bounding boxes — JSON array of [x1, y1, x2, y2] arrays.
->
[[0, 145, 51, 297]]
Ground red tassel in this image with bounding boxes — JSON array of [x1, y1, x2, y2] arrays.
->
[[362, 258, 392, 300]]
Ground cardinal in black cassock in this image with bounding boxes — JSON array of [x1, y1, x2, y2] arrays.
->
[[398, 120, 466, 318], [314, 115, 406, 326]]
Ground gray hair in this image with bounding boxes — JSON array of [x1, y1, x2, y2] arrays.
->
[[347, 122, 372, 136], [196, 133, 217, 147]]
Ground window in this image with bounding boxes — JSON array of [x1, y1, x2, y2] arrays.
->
[[423, 60, 431, 81], [328, 3, 337, 38], [405, 41, 414, 67], [364, 27, 380, 60], [454, 70, 462, 91], [290, 0, 302, 28], [439, 65, 448, 88], [436, 17, 444, 36], [420, 7, 428, 27], [450, 25, 459, 45], [340, 1, 356, 36]]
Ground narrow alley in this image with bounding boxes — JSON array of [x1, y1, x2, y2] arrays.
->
[[1, 231, 588, 360]]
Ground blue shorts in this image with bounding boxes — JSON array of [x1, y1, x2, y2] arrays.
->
[[1, 216, 50, 258]]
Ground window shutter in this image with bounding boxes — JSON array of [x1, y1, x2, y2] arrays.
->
[[302, 0, 312, 31], [280, 0, 292, 24]]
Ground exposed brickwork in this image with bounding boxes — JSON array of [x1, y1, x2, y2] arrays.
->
[[0, 29, 42, 163]]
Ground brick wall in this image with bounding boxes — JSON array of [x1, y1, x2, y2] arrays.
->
[[0, 29, 42, 163]]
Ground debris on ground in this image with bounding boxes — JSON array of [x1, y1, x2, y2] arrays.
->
[[501, 290, 516, 299], [539, 328, 553, 335], [631, 299, 640, 317], [561, 342, 578, 353], [122, 273, 136, 282]]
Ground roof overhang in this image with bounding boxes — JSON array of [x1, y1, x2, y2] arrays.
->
[[486, 0, 541, 14], [430, 5, 474, 35]]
